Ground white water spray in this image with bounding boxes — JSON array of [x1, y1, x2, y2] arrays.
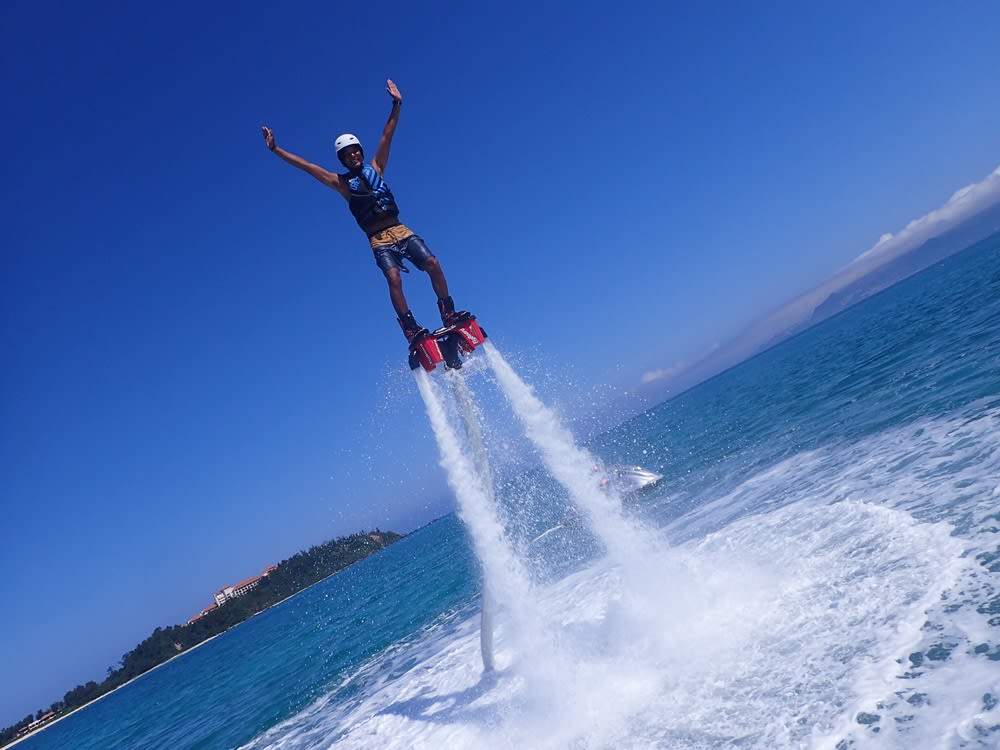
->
[[416, 341, 670, 688], [446, 370, 497, 670], [413, 369, 543, 667], [482, 342, 657, 570]]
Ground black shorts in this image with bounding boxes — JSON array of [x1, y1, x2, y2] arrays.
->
[[373, 234, 435, 275]]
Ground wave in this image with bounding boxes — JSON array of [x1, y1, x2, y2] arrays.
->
[[240, 403, 1000, 748]]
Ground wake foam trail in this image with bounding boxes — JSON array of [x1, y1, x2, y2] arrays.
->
[[412, 369, 546, 667], [483, 342, 658, 571], [238, 403, 998, 749]]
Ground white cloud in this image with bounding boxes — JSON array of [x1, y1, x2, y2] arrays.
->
[[639, 343, 721, 388], [641, 369, 670, 384], [854, 165, 1000, 266], [637, 163, 1000, 397]]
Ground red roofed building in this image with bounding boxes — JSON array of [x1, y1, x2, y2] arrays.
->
[[231, 574, 262, 597], [188, 602, 218, 624], [207, 564, 276, 608]]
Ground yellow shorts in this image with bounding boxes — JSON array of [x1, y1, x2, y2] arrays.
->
[[368, 224, 415, 250]]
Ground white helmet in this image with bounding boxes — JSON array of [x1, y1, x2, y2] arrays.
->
[[334, 133, 362, 155]]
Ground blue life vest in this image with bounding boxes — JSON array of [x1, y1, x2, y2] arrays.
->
[[341, 164, 400, 236]]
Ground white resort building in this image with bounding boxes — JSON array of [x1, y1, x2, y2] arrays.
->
[[188, 564, 277, 624]]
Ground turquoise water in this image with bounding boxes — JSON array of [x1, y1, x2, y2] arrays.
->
[[19, 235, 1000, 749]]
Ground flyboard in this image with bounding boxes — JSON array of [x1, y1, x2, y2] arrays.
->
[[409, 313, 495, 670], [407, 313, 487, 373]]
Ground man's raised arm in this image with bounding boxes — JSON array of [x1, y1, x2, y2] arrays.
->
[[371, 79, 402, 175], [261, 126, 345, 194]]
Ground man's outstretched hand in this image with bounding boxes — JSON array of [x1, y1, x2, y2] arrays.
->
[[261, 126, 276, 151], [386, 79, 402, 105]]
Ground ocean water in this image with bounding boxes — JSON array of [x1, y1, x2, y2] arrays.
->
[[19, 235, 1000, 749]]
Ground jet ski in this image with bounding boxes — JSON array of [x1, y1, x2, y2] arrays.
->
[[595, 464, 663, 495]]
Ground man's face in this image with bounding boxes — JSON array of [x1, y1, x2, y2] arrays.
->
[[339, 145, 364, 170]]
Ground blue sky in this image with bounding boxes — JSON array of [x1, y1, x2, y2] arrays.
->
[[2, 0, 999, 726]]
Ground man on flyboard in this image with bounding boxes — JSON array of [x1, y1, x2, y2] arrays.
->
[[261, 79, 471, 348]]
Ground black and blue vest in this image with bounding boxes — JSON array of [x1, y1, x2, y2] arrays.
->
[[341, 164, 401, 236]]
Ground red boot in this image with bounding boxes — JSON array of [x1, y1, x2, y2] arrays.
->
[[398, 311, 429, 344], [437, 296, 471, 327]]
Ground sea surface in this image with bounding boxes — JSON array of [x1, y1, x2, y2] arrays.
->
[[18, 234, 1000, 749]]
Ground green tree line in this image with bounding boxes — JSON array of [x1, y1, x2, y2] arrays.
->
[[1, 529, 402, 747]]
